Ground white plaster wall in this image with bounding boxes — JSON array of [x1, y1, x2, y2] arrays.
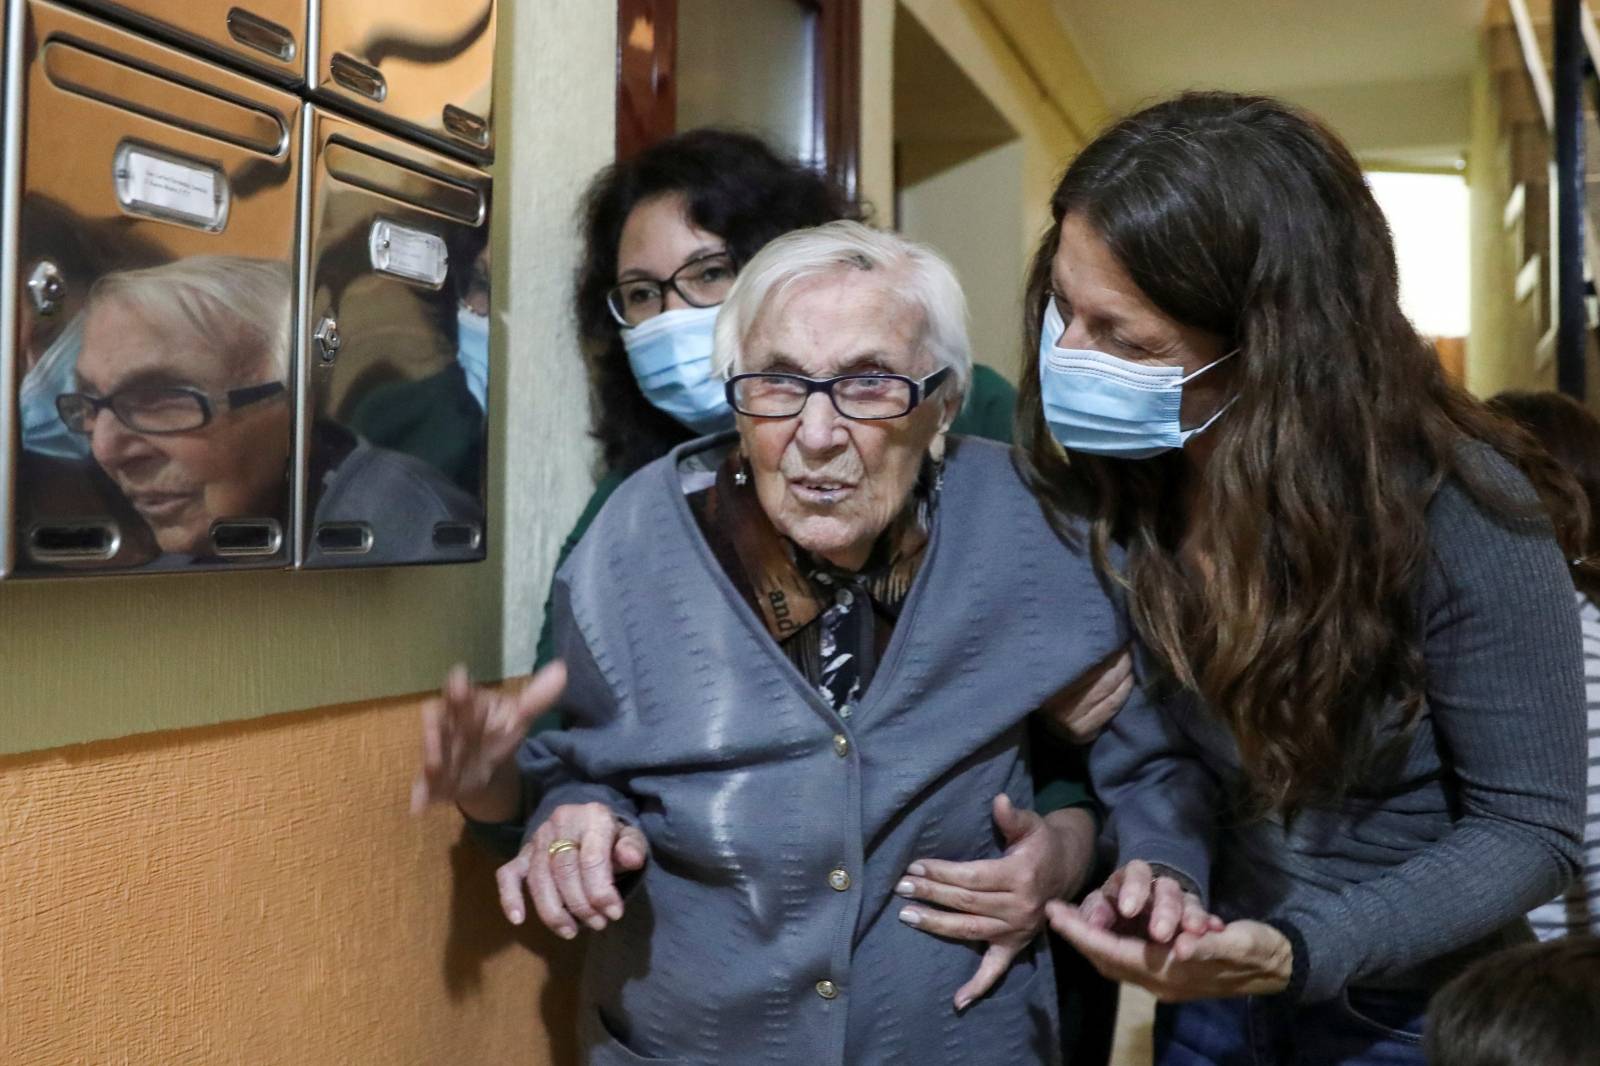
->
[[861, 0, 898, 219], [898, 140, 1029, 381], [863, 0, 1097, 268], [496, 0, 613, 674]]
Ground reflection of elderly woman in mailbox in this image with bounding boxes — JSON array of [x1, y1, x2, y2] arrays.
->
[[418, 223, 1135, 1064], [57, 255, 479, 561], [59, 256, 291, 556]]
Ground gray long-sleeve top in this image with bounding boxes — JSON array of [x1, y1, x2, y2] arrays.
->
[[516, 435, 1130, 1065], [1091, 446, 1587, 1004]]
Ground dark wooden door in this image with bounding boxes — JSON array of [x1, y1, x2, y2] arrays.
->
[[616, 0, 859, 198]]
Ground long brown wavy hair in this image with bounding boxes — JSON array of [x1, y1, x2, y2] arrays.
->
[[1488, 391, 1600, 601], [1015, 92, 1587, 813]]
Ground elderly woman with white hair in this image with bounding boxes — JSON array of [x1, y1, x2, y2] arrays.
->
[[413, 221, 1148, 1065]]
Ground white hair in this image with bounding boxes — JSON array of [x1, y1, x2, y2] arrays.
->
[[712, 220, 972, 408], [89, 256, 292, 381]]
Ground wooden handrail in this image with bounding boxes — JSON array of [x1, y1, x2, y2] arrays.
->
[[1582, 1, 1600, 79], [1510, 0, 1557, 129]]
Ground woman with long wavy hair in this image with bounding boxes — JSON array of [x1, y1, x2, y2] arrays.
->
[[1016, 92, 1589, 1064]]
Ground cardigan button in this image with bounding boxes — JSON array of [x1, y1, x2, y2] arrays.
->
[[828, 867, 852, 892], [815, 979, 839, 1000], [832, 734, 850, 758]]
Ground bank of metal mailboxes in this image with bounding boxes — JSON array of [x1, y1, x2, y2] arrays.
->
[[71, 0, 307, 84], [63, 0, 495, 161], [311, 0, 495, 163], [0, 0, 494, 577]]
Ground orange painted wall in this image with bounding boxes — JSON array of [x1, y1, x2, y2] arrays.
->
[[0, 692, 581, 1065]]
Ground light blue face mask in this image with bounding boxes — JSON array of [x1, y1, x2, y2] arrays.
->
[[456, 305, 489, 412], [621, 303, 735, 434], [1037, 297, 1235, 459], [19, 311, 91, 460]]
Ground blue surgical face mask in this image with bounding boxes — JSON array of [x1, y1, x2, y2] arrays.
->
[[1037, 297, 1235, 459], [456, 305, 489, 412], [19, 311, 90, 460], [621, 303, 734, 434]]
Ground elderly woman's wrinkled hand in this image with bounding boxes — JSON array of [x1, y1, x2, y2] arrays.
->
[[894, 794, 1095, 1010], [1075, 860, 1223, 944], [498, 802, 650, 939], [410, 661, 566, 822], [1041, 645, 1135, 744], [1046, 900, 1293, 1001]]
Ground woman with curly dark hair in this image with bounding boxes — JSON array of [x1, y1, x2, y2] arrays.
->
[[1014, 92, 1588, 1064], [534, 128, 1019, 667]]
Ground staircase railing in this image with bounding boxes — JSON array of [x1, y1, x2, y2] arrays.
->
[[1552, 0, 1587, 396]]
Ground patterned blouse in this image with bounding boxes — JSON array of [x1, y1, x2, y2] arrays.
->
[[687, 445, 936, 713]]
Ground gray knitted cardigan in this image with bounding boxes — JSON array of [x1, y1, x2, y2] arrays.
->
[[1092, 445, 1587, 1004], [516, 434, 1131, 1065]]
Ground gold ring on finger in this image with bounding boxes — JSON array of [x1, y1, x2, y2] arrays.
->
[[547, 838, 579, 858]]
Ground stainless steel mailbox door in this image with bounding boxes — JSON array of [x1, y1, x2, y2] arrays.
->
[[311, 0, 494, 162], [299, 106, 488, 569], [2, 0, 17, 576], [5, 1, 300, 577], [70, 0, 307, 84]]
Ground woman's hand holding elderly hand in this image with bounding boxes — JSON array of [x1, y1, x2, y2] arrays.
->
[[1077, 859, 1222, 942], [1045, 861, 1292, 1001], [496, 802, 650, 939], [895, 794, 1096, 1010], [409, 660, 567, 822]]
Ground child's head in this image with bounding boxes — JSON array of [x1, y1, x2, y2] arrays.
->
[[1426, 937, 1600, 1066]]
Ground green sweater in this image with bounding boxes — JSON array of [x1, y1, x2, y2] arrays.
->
[[526, 365, 1089, 813]]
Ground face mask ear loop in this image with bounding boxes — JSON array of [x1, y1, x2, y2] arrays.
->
[[1184, 395, 1239, 440], [1178, 348, 1239, 386]]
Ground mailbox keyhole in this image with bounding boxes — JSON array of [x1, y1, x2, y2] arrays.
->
[[432, 522, 481, 550], [315, 523, 373, 554], [211, 520, 282, 556], [29, 522, 119, 561]]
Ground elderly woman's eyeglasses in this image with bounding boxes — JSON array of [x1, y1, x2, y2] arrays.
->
[[607, 252, 736, 327], [725, 367, 952, 421], [56, 382, 286, 435]]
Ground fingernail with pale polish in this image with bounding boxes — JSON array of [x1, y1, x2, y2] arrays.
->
[[509, 909, 523, 925], [895, 879, 915, 896], [898, 908, 922, 927], [907, 863, 926, 877], [587, 916, 607, 931], [954, 996, 972, 1013], [560, 926, 578, 940], [605, 905, 623, 920]]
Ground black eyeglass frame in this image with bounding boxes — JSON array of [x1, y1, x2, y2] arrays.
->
[[605, 250, 737, 327], [724, 366, 953, 421], [56, 381, 287, 436]]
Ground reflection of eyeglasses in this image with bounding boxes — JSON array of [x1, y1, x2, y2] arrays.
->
[[606, 251, 736, 327], [725, 368, 952, 421], [56, 382, 286, 435]]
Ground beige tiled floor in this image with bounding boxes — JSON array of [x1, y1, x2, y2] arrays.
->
[[1109, 985, 1157, 1066]]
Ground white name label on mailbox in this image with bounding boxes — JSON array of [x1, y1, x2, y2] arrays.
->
[[114, 145, 228, 231], [369, 220, 449, 288]]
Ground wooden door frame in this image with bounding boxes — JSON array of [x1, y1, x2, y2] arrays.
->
[[615, 0, 860, 199]]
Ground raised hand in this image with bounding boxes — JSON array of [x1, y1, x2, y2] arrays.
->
[[410, 660, 567, 822]]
